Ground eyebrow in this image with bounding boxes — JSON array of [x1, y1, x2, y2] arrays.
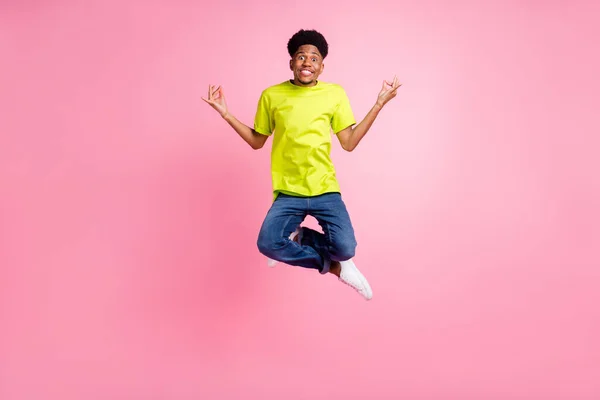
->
[[296, 52, 320, 57]]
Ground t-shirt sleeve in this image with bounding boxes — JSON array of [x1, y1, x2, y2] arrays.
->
[[253, 91, 273, 136], [331, 87, 356, 134]]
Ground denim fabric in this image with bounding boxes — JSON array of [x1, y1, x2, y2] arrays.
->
[[257, 192, 357, 274]]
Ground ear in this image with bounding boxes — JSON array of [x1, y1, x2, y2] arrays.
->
[[289, 59, 293, 71]]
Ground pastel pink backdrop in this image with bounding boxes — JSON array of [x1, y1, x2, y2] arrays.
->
[[1, 0, 599, 399]]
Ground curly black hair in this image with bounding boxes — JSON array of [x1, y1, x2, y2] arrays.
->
[[287, 29, 329, 59]]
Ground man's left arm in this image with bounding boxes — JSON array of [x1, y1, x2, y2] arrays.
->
[[337, 76, 402, 152]]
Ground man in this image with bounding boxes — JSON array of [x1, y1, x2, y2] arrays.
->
[[202, 29, 401, 300]]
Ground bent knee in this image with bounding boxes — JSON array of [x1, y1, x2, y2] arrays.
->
[[256, 235, 272, 256], [331, 239, 356, 261], [257, 233, 284, 257]]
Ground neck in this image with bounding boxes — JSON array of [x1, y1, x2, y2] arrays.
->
[[291, 79, 318, 87]]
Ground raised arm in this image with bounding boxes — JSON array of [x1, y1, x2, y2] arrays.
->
[[336, 76, 402, 152], [202, 85, 269, 150]]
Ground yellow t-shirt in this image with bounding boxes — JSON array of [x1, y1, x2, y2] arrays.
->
[[254, 80, 356, 200]]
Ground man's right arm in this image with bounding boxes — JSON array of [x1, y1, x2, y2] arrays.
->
[[202, 84, 269, 150], [222, 111, 269, 150]]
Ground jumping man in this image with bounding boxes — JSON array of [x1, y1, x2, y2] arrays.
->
[[202, 29, 401, 300]]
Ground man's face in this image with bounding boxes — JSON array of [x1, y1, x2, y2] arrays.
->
[[289, 44, 324, 87]]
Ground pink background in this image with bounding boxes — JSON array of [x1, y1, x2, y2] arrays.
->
[[1, 0, 599, 399]]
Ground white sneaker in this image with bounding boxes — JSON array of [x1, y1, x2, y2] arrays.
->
[[338, 259, 373, 300], [266, 227, 302, 267]]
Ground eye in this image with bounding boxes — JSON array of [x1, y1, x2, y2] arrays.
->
[[312, 58, 317, 62]]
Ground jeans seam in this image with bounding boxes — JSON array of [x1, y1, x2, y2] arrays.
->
[[323, 220, 334, 254], [320, 220, 333, 274], [278, 214, 295, 241]]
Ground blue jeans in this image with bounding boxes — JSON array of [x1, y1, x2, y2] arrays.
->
[[257, 192, 357, 274]]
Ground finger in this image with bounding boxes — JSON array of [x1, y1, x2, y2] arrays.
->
[[211, 85, 221, 97], [201, 97, 211, 104], [208, 85, 212, 100]]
